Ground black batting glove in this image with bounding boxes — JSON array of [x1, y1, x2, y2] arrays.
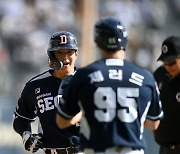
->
[[69, 136, 81, 152], [22, 131, 43, 153]]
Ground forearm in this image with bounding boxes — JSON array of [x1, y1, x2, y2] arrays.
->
[[56, 111, 82, 129], [144, 119, 160, 130]]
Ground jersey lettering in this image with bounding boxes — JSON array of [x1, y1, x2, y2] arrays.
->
[[54, 95, 62, 108], [94, 87, 116, 122], [117, 88, 139, 122], [37, 99, 44, 113], [37, 95, 61, 113], [129, 72, 144, 86], [88, 71, 104, 83], [109, 69, 122, 80], [44, 97, 54, 111], [94, 87, 139, 123]]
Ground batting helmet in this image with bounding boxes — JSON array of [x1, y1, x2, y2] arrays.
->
[[47, 31, 78, 70], [94, 17, 128, 52]]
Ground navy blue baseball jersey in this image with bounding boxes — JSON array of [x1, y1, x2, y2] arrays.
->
[[58, 59, 163, 151], [13, 69, 80, 148]]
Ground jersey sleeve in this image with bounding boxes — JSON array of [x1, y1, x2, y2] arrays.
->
[[146, 76, 164, 121], [57, 74, 81, 119], [14, 83, 37, 121], [13, 83, 37, 135]]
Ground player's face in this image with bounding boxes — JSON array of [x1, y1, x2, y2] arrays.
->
[[163, 56, 180, 77], [54, 49, 78, 74]]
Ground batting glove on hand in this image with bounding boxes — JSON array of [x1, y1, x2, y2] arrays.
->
[[22, 131, 43, 153], [69, 136, 80, 152]]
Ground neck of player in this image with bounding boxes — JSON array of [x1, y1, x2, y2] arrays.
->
[[100, 49, 125, 59], [53, 68, 75, 79]]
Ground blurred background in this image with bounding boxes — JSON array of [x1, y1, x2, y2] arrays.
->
[[0, 0, 180, 153]]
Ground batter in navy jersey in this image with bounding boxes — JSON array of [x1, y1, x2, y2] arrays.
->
[[56, 17, 164, 154], [13, 31, 81, 154]]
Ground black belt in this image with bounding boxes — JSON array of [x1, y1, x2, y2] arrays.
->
[[44, 147, 76, 154], [83, 147, 142, 153], [167, 144, 180, 149]]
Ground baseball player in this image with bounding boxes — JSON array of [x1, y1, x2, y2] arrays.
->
[[13, 31, 81, 154], [56, 17, 164, 154], [153, 36, 180, 154]]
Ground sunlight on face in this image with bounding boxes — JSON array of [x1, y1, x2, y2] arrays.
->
[[54, 49, 78, 74]]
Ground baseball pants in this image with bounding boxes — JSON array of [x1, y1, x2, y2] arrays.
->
[[80, 147, 144, 154]]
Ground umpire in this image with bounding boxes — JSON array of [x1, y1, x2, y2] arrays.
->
[[154, 36, 180, 154]]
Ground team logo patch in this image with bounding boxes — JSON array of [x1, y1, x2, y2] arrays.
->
[[59, 35, 67, 44], [162, 45, 168, 54], [35, 88, 40, 94]]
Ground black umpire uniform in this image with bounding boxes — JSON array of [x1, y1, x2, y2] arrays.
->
[[154, 66, 180, 153], [154, 36, 180, 154]]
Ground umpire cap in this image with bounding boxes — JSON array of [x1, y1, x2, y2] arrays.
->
[[157, 36, 180, 62]]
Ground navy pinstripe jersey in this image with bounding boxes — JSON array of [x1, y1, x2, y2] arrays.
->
[[14, 69, 80, 148], [58, 59, 163, 151]]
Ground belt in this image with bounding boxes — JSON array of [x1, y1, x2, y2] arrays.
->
[[83, 147, 143, 153], [167, 144, 180, 149], [44, 147, 76, 154]]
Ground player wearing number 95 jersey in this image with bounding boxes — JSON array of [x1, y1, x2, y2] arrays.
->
[[56, 17, 164, 154]]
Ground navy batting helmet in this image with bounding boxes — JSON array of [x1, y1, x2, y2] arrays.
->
[[94, 17, 128, 52], [47, 31, 78, 70]]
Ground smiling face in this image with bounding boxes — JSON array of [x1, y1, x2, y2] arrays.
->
[[54, 49, 78, 78]]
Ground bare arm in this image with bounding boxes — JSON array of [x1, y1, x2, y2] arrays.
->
[[56, 111, 82, 129], [144, 119, 160, 130]]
